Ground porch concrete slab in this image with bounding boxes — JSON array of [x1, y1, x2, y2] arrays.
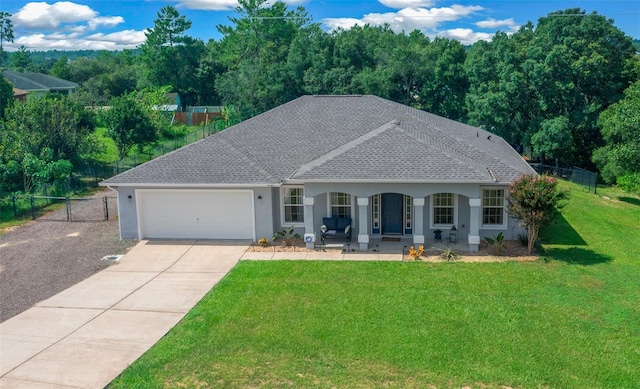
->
[[0, 307, 102, 375], [36, 271, 157, 310], [113, 272, 225, 313], [104, 239, 196, 272], [167, 244, 243, 272]]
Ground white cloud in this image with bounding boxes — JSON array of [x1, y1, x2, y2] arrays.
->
[[475, 17, 518, 29], [13, 1, 97, 29], [9, 1, 134, 51], [323, 4, 483, 33], [436, 28, 492, 45], [11, 29, 146, 51], [85, 30, 147, 45], [89, 16, 125, 30], [173, 0, 239, 11], [379, 0, 435, 9], [322, 18, 366, 31]]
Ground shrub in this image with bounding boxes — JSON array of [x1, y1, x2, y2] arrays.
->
[[484, 232, 505, 255], [440, 247, 459, 261], [407, 245, 425, 260], [161, 124, 190, 140], [617, 173, 640, 195], [517, 232, 528, 247], [257, 238, 268, 247], [272, 225, 300, 246]]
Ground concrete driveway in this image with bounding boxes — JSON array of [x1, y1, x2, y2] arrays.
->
[[0, 239, 248, 389]]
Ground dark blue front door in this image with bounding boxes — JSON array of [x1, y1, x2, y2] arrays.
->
[[381, 193, 403, 234]]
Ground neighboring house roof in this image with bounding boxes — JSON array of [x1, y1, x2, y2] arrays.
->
[[13, 87, 28, 97], [102, 95, 535, 187], [2, 69, 78, 92]]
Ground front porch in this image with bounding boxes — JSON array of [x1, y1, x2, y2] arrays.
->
[[297, 184, 490, 253]]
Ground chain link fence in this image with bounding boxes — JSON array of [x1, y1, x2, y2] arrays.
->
[[529, 163, 598, 194], [1, 195, 116, 222]]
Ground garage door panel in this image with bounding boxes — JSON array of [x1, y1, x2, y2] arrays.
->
[[138, 190, 254, 240]]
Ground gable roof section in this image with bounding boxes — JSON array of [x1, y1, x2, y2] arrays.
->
[[102, 95, 535, 187], [2, 69, 78, 92]]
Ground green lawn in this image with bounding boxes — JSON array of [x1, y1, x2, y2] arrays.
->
[[109, 182, 640, 388], [94, 125, 210, 164]]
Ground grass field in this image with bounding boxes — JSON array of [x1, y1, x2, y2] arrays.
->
[[110, 182, 640, 388]]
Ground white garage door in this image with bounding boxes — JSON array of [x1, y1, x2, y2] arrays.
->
[[137, 190, 255, 240]]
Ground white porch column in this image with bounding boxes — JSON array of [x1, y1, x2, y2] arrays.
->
[[303, 196, 315, 249], [413, 197, 425, 245], [468, 198, 481, 252], [357, 197, 369, 250]]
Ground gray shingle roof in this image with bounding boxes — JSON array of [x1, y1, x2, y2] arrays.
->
[[102, 95, 535, 186], [2, 70, 78, 92]]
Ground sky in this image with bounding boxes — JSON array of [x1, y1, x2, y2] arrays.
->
[[1, 0, 639, 51]]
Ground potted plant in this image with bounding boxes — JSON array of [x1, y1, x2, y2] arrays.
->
[[433, 229, 442, 240]]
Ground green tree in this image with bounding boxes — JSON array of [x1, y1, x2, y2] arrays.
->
[[465, 26, 538, 147], [9, 46, 31, 71], [103, 93, 158, 160], [592, 80, 640, 183], [419, 37, 469, 120], [21, 148, 73, 194], [3, 95, 96, 166], [131, 85, 172, 137], [531, 116, 573, 164], [215, 0, 310, 118], [0, 75, 13, 118], [466, 10, 636, 167], [141, 6, 204, 107], [0, 11, 14, 67], [508, 174, 569, 254], [50, 55, 71, 80]]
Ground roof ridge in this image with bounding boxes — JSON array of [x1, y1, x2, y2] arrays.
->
[[293, 119, 400, 178]]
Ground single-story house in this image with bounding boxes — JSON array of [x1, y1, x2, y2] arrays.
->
[[2, 69, 78, 99], [100, 95, 536, 251]]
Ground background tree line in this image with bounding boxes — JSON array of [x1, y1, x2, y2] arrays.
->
[[1, 0, 639, 198]]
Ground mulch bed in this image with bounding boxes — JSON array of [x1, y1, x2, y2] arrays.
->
[[248, 238, 538, 262]]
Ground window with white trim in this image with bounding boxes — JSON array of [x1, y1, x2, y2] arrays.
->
[[482, 189, 505, 225], [329, 192, 352, 218], [433, 193, 455, 225], [282, 187, 304, 224]]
